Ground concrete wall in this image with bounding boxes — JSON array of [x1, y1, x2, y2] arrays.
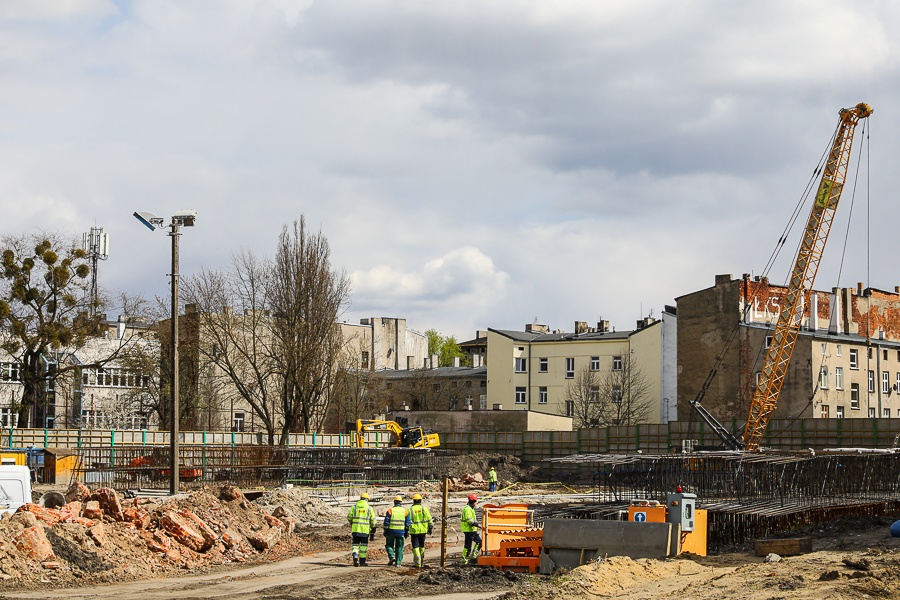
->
[[388, 409, 573, 432]]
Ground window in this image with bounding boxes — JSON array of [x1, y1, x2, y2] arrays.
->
[[386, 382, 393, 389], [868, 347, 873, 359], [896, 372, 900, 394], [590, 386, 600, 402], [836, 344, 842, 357], [0, 362, 20, 382], [850, 384, 860, 409], [433, 383, 441, 392], [0, 407, 17, 428], [868, 407, 876, 418], [565, 401, 574, 417], [885, 408, 891, 418], [514, 357, 527, 373], [868, 370, 875, 393], [897, 350, 900, 362], [612, 385, 623, 403], [539, 358, 548, 373], [765, 336, 773, 349], [538, 386, 548, 404], [883, 371, 891, 394], [480, 381, 486, 388], [480, 395, 487, 410], [451, 381, 458, 388], [820, 404, 829, 419], [464, 380, 472, 388], [565, 358, 575, 379], [818, 366, 828, 389], [590, 356, 600, 371], [885, 350, 890, 361], [233, 412, 245, 432], [361, 351, 369, 369], [821, 343, 827, 355], [612, 356, 623, 371], [836, 406, 845, 419], [835, 367, 844, 390], [514, 387, 526, 404], [753, 372, 761, 388], [850, 349, 859, 369]]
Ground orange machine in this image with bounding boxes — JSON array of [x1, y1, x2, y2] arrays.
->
[[477, 503, 543, 573], [628, 494, 707, 556]]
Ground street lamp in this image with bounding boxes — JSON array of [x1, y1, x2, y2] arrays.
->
[[133, 209, 197, 495]]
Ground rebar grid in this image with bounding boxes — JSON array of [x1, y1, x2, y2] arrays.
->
[[549, 451, 900, 548], [72, 445, 454, 490]]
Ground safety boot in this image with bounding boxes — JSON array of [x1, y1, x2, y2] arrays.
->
[[359, 558, 368, 566], [352, 555, 359, 567]]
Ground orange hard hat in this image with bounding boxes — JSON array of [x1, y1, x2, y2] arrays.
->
[[468, 493, 478, 502]]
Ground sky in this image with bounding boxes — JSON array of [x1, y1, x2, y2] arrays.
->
[[1, 0, 898, 342]]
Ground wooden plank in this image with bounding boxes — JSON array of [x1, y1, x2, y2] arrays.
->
[[754, 537, 813, 556]]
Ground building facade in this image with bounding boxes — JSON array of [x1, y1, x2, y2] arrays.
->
[[677, 274, 900, 424], [485, 313, 676, 425]]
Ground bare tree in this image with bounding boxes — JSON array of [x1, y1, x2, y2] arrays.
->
[[269, 218, 350, 438], [564, 355, 653, 427], [182, 217, 349, 444]]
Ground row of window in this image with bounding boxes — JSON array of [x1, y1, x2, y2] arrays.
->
[[82, 368, 149, 389], [513, 385, 623, 404], [514, 355, 623, 377], [821, 406, 900, 419], [817, 367, 900, 397]]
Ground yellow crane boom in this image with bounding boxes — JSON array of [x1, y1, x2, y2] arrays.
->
[[743, 102, 872, 451]]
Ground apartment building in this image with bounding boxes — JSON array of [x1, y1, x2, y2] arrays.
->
[[677, 274, 900, 423], [486, 311, 676, 425]]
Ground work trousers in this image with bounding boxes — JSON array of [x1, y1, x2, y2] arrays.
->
[[410, 533, 427, 567], [462, 531, 482, 564], [385, 533, 406, 565], [351, 532, 371, 561]]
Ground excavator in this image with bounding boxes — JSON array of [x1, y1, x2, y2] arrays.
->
[[355, 419, 441, 449], [691, 102, 873, 451]]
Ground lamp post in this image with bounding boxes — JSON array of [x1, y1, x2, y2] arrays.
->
[[134, 210, 197, 495]]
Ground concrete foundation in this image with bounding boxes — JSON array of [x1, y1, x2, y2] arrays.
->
[[539, 519, 676, 573]]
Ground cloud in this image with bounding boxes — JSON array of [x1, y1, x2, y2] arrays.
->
[[350, 247, 509, 310]]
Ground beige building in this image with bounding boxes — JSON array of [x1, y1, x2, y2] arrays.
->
[[486, 312, 676, 425], [339, 317, 428, 371]]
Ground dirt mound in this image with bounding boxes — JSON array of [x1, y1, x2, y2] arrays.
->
[[256, 488, 346, 526], [0, 484, 312, 589], [447, 453, 536, 484]]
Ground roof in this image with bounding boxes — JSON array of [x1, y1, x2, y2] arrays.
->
[[378, 366, 487, 380], [488, 326, 644, 343]]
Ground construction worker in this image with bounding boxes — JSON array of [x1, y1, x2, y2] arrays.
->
[[408, 493, 434, 568], [383, 495, 411, 566], [347, 492, 377, 567], [488, 466, 498, 493], [460, 493, 481, 565]]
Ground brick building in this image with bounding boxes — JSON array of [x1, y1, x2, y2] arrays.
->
[[677, 274, 900, 424]]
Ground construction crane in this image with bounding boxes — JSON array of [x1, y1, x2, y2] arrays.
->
[[742, 102, 872, 451]]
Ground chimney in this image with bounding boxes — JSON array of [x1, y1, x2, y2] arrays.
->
[[715, 274, 733, 285], [828, 288, 843, 334], [117, 315, 126, 340], [575, 321, 588, 334], [597, 320, 610, 333], [452, 356, 460, 368], [858, 282, 865, 296], [809, 293, 818, 331], [525, 323, 549, 333], [430, 354, 438, 368]]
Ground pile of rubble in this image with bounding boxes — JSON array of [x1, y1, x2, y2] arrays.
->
[[0, 483, 312, 588], [256, 488, 346, 526]]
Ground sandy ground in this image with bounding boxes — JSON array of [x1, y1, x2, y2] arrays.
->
[[4, 515, 900, 600]]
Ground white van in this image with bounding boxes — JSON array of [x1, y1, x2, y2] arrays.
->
[[0, 465, 33, 515]]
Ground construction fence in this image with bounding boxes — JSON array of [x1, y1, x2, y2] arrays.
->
[[4, 418, 900, 461]]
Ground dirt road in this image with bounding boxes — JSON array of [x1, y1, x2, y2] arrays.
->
[[2, 549, 508, 600]]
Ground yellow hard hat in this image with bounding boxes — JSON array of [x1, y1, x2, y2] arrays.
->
[[360, 492, 370, 499], [413, 493, 422, 501], [394, 495, 403, 502]]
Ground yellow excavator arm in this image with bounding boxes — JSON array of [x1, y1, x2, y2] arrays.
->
[[743, 102, 872, 451]]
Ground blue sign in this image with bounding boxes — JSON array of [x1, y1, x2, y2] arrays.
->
[[633, 511, 647, 522]]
